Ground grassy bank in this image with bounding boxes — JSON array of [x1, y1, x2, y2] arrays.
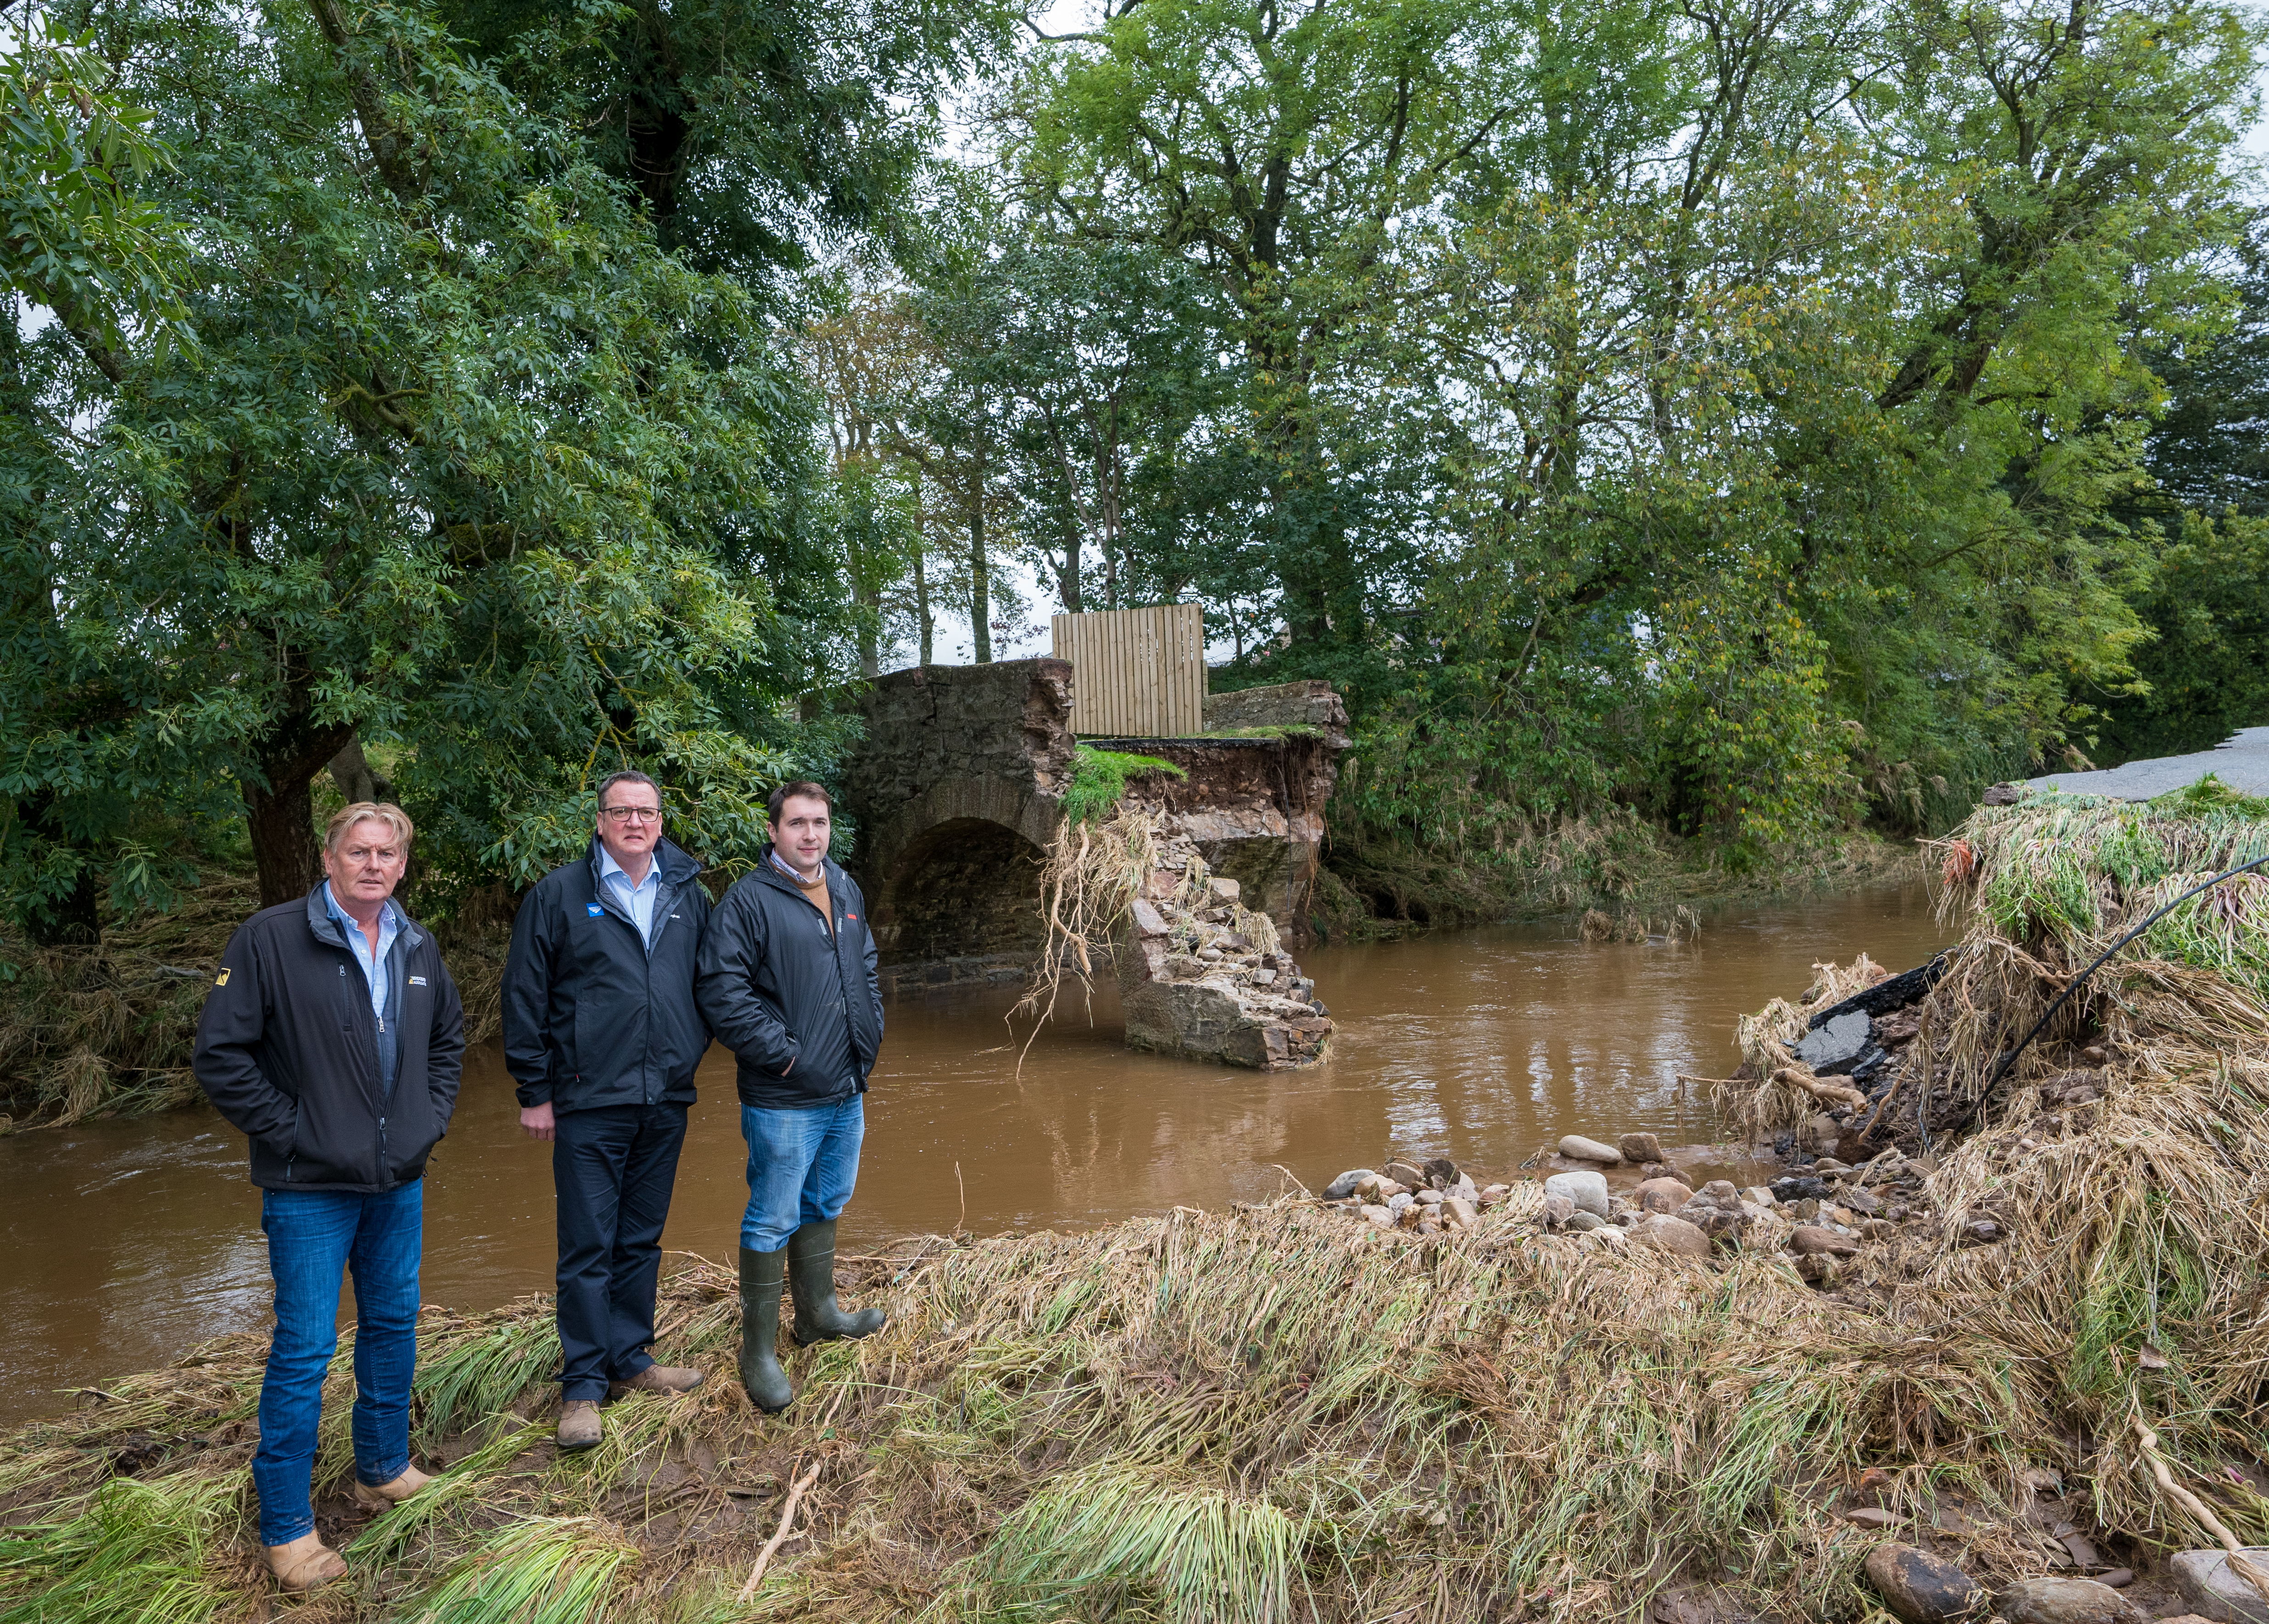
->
[[2, 791, 2264, 1620], [1315, 814, 1923, 940]]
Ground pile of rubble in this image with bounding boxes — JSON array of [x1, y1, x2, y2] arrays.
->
[[1530, 1132, 1938, 1286], [1315, 1156, 1515, 1232], [1310, 1132, 1937, 1286], [1116, 834, 1335, 1070]]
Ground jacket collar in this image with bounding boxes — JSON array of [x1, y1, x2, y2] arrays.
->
[[304, 882, 420, 950], [585, 834, 701, 893], [756, 844, 836, 896]]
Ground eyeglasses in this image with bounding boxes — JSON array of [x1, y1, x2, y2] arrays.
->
[[600, 806, 663, 823]]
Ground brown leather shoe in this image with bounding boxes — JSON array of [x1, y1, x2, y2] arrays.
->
[[558, 1399, 602, 1451], [608, 1364, 705, 1399], [351, 1464, 433, 1511], [265, 1532, 348, 1590]]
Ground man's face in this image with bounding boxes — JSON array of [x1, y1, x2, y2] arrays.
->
[[597, 781, 664, 868], [322, 818, 408, 907], [771, 794, 832, 871]]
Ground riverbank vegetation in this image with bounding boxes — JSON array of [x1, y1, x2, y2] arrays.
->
[[2, 796, 2264, 1619]]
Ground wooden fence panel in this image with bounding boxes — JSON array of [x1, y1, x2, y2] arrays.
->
[[1050, 603, 1205, 737]]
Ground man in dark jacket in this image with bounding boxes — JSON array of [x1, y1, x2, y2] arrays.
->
[[195, 803, 464, 1591], [695, 780, 886, 1412], [503, 769, 713, 1451]]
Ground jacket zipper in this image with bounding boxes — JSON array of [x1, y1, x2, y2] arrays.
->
[[341, 951, 386, 1186], [593, 872, 662, 1104]]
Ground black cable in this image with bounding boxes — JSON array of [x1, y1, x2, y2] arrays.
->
[[1952, 851, 2269, 1132]]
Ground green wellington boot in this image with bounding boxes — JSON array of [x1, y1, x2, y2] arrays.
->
[[736, 1245, 794, 1413], [787, 1219, 888, 1345]]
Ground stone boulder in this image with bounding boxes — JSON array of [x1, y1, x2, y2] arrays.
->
[[1863, 1543, 1984, 1624], [1627, 1214, 1711, 1259], [1994, 1578, 2149, 1624], [1543, 1170, 1610, 1219], [1558, 1134, 1622, 1165], [1790, 1225, 1861, 1257], [1795, 1010, 1871, 1075], [1321, 1169, 1374, 1201], [1634, 1177, 1695, 1213], [1121, 975, 1330, 1070], [2170, 1548, 2269, 1624], [1679, 1190, 1748, 1245], [1619, 1132, 1665, 1163]]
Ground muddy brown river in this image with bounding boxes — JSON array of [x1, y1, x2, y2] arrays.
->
[[0, 883, 1947, 1423]]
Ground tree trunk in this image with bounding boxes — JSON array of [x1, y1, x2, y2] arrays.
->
[[969, 468, 992, 664], [914, 545, 933, 665], [1057, 512, 1083, 615], [855, 602, 880, 680], [247, 704, 356, 908], [328, 737, 395, 804], [911, 468, 933, 665], [246, 771, 327, 909]]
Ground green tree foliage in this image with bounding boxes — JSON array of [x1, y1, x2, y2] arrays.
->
[[1, 17, 185, 358], [441, 0, 1015, 283], [2096, 224, 2269, 761], [2095, 511, 2269, 759], [899, 0, 2266, 869], [0, 0, 841, 938]]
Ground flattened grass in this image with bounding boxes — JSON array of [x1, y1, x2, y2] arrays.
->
[[396, 1516, 637, 1624], [0, 1471, 247, 1624]]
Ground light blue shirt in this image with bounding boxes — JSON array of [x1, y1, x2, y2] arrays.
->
[[599, 845, 663, 947], [322, 882, 401, 1027]]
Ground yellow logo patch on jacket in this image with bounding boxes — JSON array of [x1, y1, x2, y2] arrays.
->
[[214, 967, 231, 987]]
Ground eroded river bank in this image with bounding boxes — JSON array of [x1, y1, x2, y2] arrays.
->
[[0, 881, 1945, 1423]]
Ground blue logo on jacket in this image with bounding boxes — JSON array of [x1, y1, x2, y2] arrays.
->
[[587, 904, 604, 916]]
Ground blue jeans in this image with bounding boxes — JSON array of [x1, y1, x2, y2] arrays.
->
[[252, 1183, 422, 1546], [739, 1096, 863, 1251]]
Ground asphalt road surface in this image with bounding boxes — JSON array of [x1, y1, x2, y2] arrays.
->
[[2028, 725, 2269, 799]]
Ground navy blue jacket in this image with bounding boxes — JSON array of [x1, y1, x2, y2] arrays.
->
[[194, 887, 465, 1192], [695, 851, 882, 1108], [501, 837, 713, 1114]]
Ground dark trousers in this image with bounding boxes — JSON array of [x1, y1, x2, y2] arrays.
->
[[553, 1101, 688, 1401]]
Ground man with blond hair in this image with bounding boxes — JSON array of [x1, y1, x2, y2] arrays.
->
[[196, 803, 464, 1591]]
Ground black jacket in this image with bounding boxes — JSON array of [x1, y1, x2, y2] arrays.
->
[[695, 850, 882, 1108], [194, 887, 466, 1192], [502, 837, 713, 1114]]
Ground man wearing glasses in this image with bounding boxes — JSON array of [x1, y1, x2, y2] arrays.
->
[[503, 770, 714, 1451]]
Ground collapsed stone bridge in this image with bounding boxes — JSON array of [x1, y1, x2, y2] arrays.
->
[[835, 659, 1348, 1069]]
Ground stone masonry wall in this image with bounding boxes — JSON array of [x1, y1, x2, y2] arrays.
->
[[837, 660, 1074, 965]]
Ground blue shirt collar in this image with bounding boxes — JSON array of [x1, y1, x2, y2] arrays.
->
[[598, 844, 661, 890], [320, 881, 401, 939]]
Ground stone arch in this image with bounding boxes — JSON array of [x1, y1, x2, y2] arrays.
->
[[859, 776, 1064, 966], [873, 816, 1052, 965]]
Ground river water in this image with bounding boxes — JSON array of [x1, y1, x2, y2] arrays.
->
[[0, 882, 1948, 1423]]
